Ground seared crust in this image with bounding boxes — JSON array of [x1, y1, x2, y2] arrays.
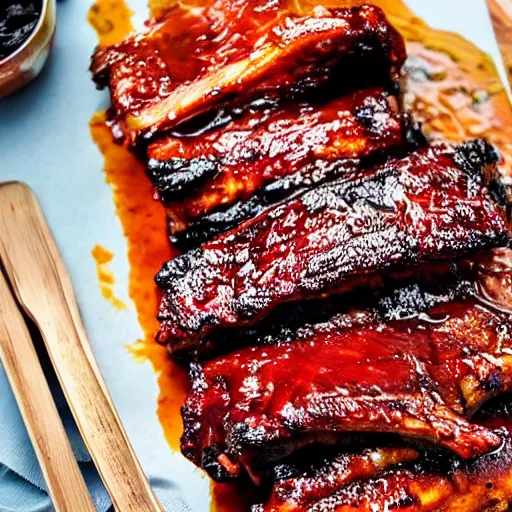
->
[[89, 1, 512, 509], [180, 271, 512, 481], [146, 88, 406, 249], [254, 432, 512, 512], [156, 140, 509, 350], [90, 3, 406, 143]]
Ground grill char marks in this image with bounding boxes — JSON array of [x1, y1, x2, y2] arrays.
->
[[90, 2, 406, 143], [146, 88, 405, 249], [256, 446, 421, 512], [156, 140, 509, 350], [147, 89, 403, 203], [180, 277, 512, 482], [168, 159, 360, 251], [170, 119, 426, 252], [203, 266, 472, 356], [90, 0, 512, 507], [147, 155, 219, 200], [254, 429, 512, 512], [89, 0, 512, 507]]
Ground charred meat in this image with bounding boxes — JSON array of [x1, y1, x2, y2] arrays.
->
[[90, 0, 512, 508], [90, 2, 406, 143], [256, 445, 420, 512], [254, 429, 512, 511], [180, 273, 512, 482], [147, 88, 406, 249], [156, 140, 509, 350], [148, 88, 403, 205], [255, 392, 512, 512], [167, 159, 361, 251]]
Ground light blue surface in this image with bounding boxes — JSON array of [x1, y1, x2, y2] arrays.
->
[[0, 0, 508, 510]]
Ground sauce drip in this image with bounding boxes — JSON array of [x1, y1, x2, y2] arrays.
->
[[88, 0, 134, 48], [89, 110, 188, 449], [87, 0, 512, 510], [91, 244, 126, 309], [0, 0, 41, 60]]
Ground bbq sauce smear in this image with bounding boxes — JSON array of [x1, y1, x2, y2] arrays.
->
[[0, 0, 41, 60], [88, 0, 512, 510]]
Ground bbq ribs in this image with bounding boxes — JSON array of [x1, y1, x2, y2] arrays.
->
[[156, 139, 510, 351], [257, 445, 422, 512], [254, 391, 512, 511], [90, 0, 512, 509], [180, 268, 512, 482], [147, 87, 407, 250], [91, 2, 406, 143], [254, 420, 512, 512]]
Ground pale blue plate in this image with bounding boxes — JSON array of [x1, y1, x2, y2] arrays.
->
[[0, 1, 509, 510]]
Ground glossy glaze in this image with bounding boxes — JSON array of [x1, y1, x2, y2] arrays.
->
[[255, 430, 512, 512], [88, 1, 512, 510], [258, 446, 420, 512], [181, 276, 512, 480], [147, 88, 405, 248], [91, 2, 405, 142], [156, 140, 509, 350]]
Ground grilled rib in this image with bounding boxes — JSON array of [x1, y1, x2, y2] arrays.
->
[[254, 431, 512, 512], [147, 88, 406, 250], [90, 2, 406, 143], [156, 140, 510, 350], [255, 373, 512, 512], [257, 445, 421, 512], [166, 158, 358, 251], [180, 275, 512, 482]]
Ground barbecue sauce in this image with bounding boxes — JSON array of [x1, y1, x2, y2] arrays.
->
[[87, 0, 134, 48], [0, 0, 41, 60], [91, 244, 126, 309], [89, 110, 188, 450], [88, 0, 512, 510]]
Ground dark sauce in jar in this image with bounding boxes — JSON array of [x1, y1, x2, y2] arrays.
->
[[0, 0, 42, 61]]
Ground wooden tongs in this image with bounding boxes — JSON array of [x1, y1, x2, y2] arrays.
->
[[0, 182, 163, 512]]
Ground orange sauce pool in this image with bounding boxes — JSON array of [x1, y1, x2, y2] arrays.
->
[[91, 244, 126, 309], [89, 110, 189, 450], [88, 1, 512, 510]]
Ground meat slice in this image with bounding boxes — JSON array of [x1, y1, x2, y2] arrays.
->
[[156, 139, 510, 350], [254, 390, 512, 512], [167, 159, 360, 251], [254, 435, 512, 511], [180, 273, 512, 482], [256, 445, 420, 512], [90, 1, 406, 143], [147, 88, 406, 249]]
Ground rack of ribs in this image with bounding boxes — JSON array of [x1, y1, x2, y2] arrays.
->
[[155, 139, 510, 350], [180, 264, 512, 483], [89, 0, 512, 508], [90, 2, 406, 143], [254, 390, 512, 512], [147, 87, 407, 250], [254, 414, 512, 512]]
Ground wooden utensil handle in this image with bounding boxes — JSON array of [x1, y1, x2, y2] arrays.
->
[[0, 182, 163, 512], [0, 270, 95, 512]]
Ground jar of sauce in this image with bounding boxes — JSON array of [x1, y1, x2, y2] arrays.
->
[[0, 0, 55, 97], [0, 1, 42, 61]]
